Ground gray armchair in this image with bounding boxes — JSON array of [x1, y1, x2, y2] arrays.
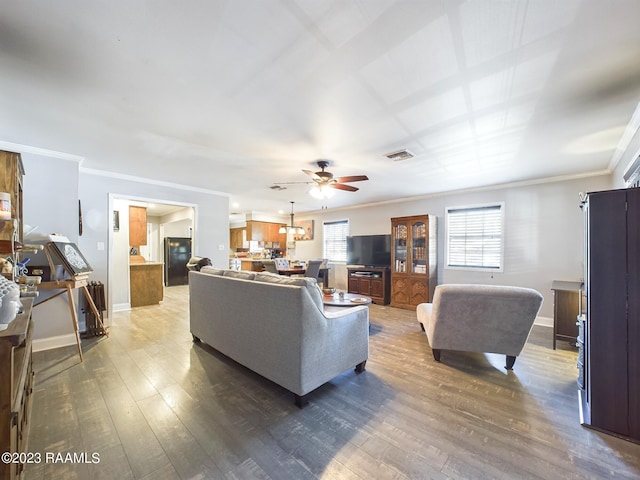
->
[[416, 284, 543, 369]]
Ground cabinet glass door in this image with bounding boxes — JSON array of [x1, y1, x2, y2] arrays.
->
[[411, 221, 427, 274], [393, 222, 408, 273]]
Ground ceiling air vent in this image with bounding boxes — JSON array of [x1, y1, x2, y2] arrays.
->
[[385, 149, 415, 162]]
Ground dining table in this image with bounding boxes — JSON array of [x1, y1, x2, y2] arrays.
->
[[277, 267, 330, 288]]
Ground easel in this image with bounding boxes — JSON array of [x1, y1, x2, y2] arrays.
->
[[34, 243, 108, 361]]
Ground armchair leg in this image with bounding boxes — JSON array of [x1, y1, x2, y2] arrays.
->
[[355, 361, 366, 373], [294, 394, 309, 408], [419, 322, 425, 332], [505, 355, 516, 370], [432, 349, 441, 362]]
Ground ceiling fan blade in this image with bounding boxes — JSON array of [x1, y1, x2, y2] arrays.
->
[[303, 169, 322, 181], [334, 175, 369, 183], [331, 183, 359, 192], [273, 181, 313, 185]]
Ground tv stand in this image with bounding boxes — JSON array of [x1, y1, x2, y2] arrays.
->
[[347, 267, 390, 305]]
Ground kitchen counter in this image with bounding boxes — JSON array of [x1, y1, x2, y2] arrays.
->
[[238, 258, 264, 271], [130, 262, 163, 307]]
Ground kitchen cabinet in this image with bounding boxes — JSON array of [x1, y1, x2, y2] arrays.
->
[[240, 259, 264, 272], [267, 223, 286, 246], [129, 206, 147, 248], [230, 228, 245, 250], [246, 221, 264, 242], [245, 221, 286, 245]]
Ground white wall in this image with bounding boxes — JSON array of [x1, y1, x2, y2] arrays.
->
[[21, 155, 228, 349], [21, 153, 81, 348], [163, 219, 192, 239], [78, 171, 228, 318], [294, 174, 612, 322]]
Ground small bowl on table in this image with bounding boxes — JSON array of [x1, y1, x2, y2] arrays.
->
[[323, 287, 336, 296]]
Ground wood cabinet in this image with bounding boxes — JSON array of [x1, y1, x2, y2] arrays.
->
[[245, 221, 286, 246], [240, 260, 264, 272], [0, 151, 24, 244], [390, 215, 437, 310], [0, 152, 25, 280], [580, 188, 639, 442], [246, 221, 264, 242], [129, 206, 147, 248], [347, 268, 390, 305], [130, 263, 163, 307], [230, 228, 245, 250], [0, 298, 34, 479], [551, 280, 582, 349]]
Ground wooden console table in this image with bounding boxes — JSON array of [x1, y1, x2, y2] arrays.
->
[[551, 280, 582, 349]]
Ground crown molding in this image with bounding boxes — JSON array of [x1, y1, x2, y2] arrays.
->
[[609, 101, 640, 172], [305, 169, 612, 215], [80, 167, 230, 197], [0, 141, 85, 163]]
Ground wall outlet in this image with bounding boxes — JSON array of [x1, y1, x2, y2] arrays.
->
[[218, 244, 225, 251]]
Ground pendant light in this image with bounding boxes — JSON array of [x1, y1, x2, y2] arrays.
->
[[279, 201, 305, 235]]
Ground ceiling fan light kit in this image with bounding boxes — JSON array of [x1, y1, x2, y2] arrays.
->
[[309, 184, 335, 199]]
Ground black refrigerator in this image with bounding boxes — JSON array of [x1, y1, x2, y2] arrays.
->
[[164, 237, 192, 286]]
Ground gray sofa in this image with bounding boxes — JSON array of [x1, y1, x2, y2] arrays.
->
[[189, 267, 369, 407], [417, 284, 543, 369]]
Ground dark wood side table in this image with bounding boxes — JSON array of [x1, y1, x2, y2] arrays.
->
[[551, 280, 582, 349]]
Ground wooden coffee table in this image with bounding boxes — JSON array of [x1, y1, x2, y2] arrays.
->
[[323, 292, 372, 307]]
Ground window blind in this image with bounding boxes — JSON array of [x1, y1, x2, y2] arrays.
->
[[446, 204, 503, 270], [323, 220, 349, 262]]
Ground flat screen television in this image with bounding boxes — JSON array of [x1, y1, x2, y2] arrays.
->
[[347, 234, 391, 268]]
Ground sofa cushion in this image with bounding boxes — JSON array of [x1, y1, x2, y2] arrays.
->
[[200, 266, 225, 276], [222, 270, 256, 280], [254, 273, 323, 308]]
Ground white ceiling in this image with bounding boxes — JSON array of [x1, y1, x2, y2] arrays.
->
[[1, 0, 639, 216]]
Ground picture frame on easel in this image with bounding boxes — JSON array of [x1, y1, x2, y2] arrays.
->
[[46, 242, 93, 277]]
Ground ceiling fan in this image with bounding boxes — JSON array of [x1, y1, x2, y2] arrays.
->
[[273, 160, 368, 199]]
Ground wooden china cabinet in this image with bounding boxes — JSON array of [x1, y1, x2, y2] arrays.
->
[[390, 214, 437, 310]]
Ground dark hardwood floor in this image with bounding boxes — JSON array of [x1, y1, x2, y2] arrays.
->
[[26, 285, 640, 479]]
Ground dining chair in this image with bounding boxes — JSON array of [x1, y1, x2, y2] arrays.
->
[[262, 259, 279, 274], [304, 260, 323, 287], [274, 258, 290, 271]]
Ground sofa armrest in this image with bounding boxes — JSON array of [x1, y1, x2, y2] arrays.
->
[[323, 305, 369, 319], [298, 305, 369, 395]]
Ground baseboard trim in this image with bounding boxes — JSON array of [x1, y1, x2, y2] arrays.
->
[[534, 315, 553, 328], [113, 303, 131, 312], [33, 333, 78, 353]]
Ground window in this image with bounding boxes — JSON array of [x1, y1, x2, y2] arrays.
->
[[446, 203, 504, 270], [323, 220, 349, 262]]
